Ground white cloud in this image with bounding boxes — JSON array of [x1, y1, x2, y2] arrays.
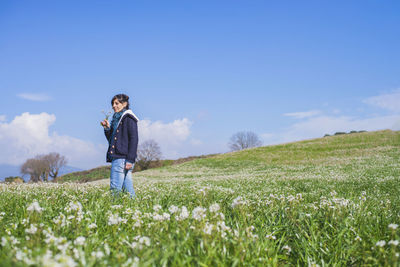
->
[[17, 93, 51, 102], [262, 114, 400, 145], [0, 113, 200, 168], [363, 89, 400, 112], [138, 118, 194, 159], [138, 118, 192, 144], [283, 110, 321, 119], [0, 115, 6, 122], [0, 112, 104, 169]]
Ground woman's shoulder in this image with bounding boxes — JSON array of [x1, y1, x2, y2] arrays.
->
[[121, 110, 139, 123]]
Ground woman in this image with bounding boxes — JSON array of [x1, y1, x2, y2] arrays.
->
[[101, 94, 139, 198]]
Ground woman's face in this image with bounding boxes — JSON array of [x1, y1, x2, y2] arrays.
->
[[112, 99, 127, 113]]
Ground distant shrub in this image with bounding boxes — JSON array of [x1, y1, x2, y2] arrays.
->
[[324, 130, 368, 137], [4, 176, 24, 183]]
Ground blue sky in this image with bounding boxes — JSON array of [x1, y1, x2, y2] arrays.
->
[[1, 1, 399, 169]]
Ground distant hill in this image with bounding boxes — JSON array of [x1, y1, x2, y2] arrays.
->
[[0, 164, 82, 182], [127, 129, 400, 182], [177, 129, 399, 170]]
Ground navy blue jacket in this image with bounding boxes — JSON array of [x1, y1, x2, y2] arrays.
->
[[104, 110, 139, 163]]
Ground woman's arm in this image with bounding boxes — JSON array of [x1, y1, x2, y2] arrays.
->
[[126, 117, 139, 165]]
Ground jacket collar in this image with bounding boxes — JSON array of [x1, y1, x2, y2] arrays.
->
[[117, 109, 139, 127]]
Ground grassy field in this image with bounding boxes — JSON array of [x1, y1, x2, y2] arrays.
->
[[0, 130, 399, 266]]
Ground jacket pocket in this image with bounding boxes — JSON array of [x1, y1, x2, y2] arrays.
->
[[115, 142, 128, 155]]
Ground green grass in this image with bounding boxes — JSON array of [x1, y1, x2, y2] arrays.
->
[[0, 130, 399, 266]]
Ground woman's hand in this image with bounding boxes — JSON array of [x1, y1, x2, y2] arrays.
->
[[101, 119, 110, 128], [125, 162, 133, 170]]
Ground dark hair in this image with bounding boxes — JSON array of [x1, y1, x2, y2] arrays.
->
[[111, 94, 130, 109]]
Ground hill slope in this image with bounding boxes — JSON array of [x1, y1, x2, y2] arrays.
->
[[131, 129, 399, 182], [56, 154, 216, 183]]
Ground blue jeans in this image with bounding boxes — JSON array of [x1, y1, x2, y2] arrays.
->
[[110, 158, 135, 198]]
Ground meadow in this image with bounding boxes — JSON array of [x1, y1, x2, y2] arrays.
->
[[0, 130, 399, 266]]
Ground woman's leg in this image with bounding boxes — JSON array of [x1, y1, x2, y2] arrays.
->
[[122, 162, 136, 198], [110, 158, 125, 197]]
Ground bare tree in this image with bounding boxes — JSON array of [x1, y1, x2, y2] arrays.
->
[[136, 139, 162, 170], [44, 152, 67, 180], [228, 131, 262, 151], [20, 157, 48, 182], [20, 152, 67, 182], [21, 158, 37, 182], [37, 155, 51, 181]]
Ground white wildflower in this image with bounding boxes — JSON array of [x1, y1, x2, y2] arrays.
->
[[192, 207, 207, 221], [104, 243, 110, 255], [354, 236, 362, 241], [266, 234, 276, 240], [54, 253, 77, 267], [282, 245, 292, 255], [73, 248, 80, 259], [376, 240, 386, 247], [9, 236, 19, 245], [152, 212, 170, 221], [139, 236, 151, 246], [209, 203, 220, 213], [162, 212, 170, 221], [123, 257, 139, 267], [15, 250, 25, 261], [57, 242, 70, 254], [65, 201, 82, 212], [108, 214, 121, 225], [176, 206, 189, 221], [130, 242, 139, 249], [203, 223, 214, 235], [25, 224, 38, 234], [389, 224, 398, 230], [27, 201, 43, 213], [74, 236, 86, 246], [389, 240, 399, 246], [153, 205, 162, 212], [88, 223, 97, 229], [153, 214, 164, 221], [231, 196, 245, 208], [91, 250, 104, 259], [168, 205, 179, 214]]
